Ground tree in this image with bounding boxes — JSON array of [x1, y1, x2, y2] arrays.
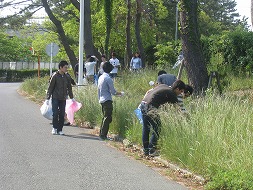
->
[[179, 0, 209, 94], [251, 0, 253, 28], [41, 0, 77, 69], [135, 0, 145, 67], [125, 0, 132, 67]]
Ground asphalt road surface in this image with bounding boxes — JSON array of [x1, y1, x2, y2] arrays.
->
[[0, 83, 187, 190]]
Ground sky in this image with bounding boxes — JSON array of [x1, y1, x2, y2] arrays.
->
[[235, 0, 252, 28]]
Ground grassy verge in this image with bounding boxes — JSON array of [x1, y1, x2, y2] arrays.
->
[[20, 70, 253, 189]]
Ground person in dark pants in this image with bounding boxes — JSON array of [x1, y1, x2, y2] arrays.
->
[[97, 61, 123, 140], [140, 80, 185, 156], [46, 60, 74, 135]]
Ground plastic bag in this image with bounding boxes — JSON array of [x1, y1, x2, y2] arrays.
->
[[134, 108, 143, 124], [40, 99, 53, 120], [65, 99, 82, 124]]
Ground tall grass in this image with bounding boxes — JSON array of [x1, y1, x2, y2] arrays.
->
[[159, 94, 253, 188], [20, 70, 253, 189]]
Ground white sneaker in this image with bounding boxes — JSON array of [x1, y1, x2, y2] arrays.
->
[[51, 128, 57, 135], [58, 131, 64, 135]]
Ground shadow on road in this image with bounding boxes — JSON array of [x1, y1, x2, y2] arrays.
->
[[64, 133, 99, 141]]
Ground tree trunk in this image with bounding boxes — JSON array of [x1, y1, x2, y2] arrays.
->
[[179, 0, 209, 94], [83, 0, 95, 57], [104, 0, 113, 57], [135, 0, 145, 67], [41, 0, 77, 70], [251, 0, 253, 28], [125, 0, 132, 68]]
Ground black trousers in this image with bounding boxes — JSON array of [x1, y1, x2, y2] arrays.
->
[[100, 100, 113, 138]]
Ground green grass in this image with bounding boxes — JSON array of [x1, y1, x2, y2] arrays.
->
[[20, 70, 253, 189]]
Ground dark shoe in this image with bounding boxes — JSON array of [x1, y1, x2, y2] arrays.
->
[[143, 148, 149, 156], [149, 148, 159, 157], [99, 136, 107, 141], [64, 122, 71, 126]]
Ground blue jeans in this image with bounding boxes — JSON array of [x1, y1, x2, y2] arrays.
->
[[52, 98, 66, 132], [141, 104, 161, 150]]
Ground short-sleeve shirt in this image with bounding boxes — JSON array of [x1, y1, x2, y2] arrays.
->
[[109, 58, 120, 74], [85, 61, 96, 75]]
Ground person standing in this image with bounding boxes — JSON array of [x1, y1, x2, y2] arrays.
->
[[46, 60, 74, 135], [98, 54, 107, 78], [130, 52, 142, 71], [140, 80, 185, 156], [109, 52, 120, 79], [98, 61, 123, 140], [85, 56, 97, 84]]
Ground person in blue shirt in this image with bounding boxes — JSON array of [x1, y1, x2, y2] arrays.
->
[[97, 61, 124, 140], [130, 52, 142, 72]]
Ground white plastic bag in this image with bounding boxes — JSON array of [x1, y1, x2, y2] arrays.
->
[[40, 99, 53, 120], [65, 99, 82, 124]]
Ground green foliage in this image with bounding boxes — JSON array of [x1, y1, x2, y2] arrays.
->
[[206, 170, 253, 190], [154, 42, 176, 68], [0, 32, 34, 62]]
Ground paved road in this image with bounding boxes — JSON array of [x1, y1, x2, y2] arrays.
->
[[0, 83, 187, 190]]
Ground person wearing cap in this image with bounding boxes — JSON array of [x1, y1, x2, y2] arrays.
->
[[98, 61, 124, 140]]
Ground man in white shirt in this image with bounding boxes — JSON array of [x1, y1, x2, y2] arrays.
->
[[85, 56, 96, 83], [109, 52, 120, 79]]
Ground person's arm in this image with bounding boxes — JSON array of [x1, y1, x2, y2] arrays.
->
[[139, 58, 142, 68], [46, 73, 56, 100], [67, 76, 74, 99], [130, 57, 133, 68], [107, 78, 123, 96]]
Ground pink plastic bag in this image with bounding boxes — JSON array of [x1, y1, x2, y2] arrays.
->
[[65, 99, 82, 125]]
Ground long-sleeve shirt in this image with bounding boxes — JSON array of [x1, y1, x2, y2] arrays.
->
[[98, 73, 117, 103], [130, 57, 142, 69], [47, 71, 73, 100]]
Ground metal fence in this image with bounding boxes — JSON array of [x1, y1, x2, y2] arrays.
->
[[0, 62, 59, 70]]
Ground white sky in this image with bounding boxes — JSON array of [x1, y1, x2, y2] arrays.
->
[[235, 0, 252, 27]]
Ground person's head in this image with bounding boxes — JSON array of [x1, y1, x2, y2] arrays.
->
[[111, 52, 116, 58], [158, 70, 167, 76], [86, 54, 91, 60], [134, 52, 140, 58], [184, 85, 194, 98], [88, 56, 96, 62], [102, 61, 113, 73], [171, 79, 185, 95], [58, 60, 69, 74], [101, 54, 106, 62]]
